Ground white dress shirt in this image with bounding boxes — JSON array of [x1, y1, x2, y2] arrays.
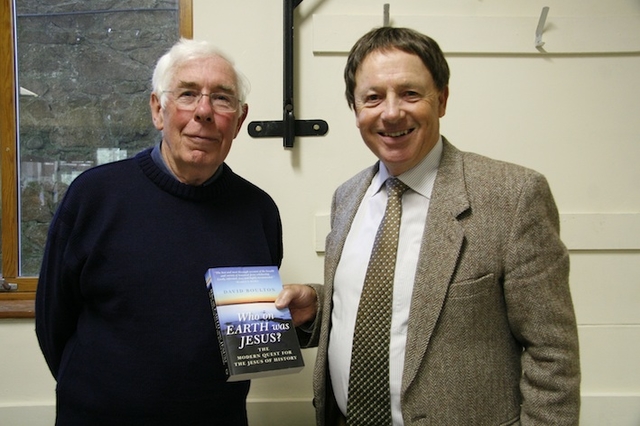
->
[[328, 137, 443, 425]]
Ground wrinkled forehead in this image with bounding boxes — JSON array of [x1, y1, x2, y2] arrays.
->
[[171, 56, 239, 93]]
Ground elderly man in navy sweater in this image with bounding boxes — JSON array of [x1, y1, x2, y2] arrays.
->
[[36, 39, 283, 426]]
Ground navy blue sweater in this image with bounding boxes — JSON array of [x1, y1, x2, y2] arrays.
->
[[36, 148, 283, 425]]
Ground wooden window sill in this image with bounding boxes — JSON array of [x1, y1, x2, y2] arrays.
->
[[0, 299, 35, 318]]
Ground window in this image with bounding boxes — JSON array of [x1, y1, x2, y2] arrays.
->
[[0, 0, 193, 311]]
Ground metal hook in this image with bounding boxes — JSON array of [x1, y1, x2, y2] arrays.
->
[[383, 4, 390, 27], [535, 6, 550, 48]]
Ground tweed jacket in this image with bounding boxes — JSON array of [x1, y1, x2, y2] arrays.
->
[[299, 138, 580, 425]]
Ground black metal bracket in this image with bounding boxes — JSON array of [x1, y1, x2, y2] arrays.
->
[[247, 0, 328, 148]]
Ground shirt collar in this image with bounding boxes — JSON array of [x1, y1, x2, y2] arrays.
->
[[373, 136, 443, 199], [151, 141, 222, 186]]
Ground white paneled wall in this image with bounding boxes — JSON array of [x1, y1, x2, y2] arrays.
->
[[197, 1, 640, 424]]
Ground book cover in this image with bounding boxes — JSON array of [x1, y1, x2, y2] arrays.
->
[[205, 265, 305, 381]]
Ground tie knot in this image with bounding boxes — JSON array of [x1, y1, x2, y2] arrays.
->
[[386, 177, 409, 199]]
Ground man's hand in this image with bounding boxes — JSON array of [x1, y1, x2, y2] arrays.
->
[[276, 284, 318, 327]]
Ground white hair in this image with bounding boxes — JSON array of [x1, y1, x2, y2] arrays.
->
[[152, 38, 250, 111]]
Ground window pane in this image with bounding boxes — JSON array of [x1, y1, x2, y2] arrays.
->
[[16, 0, 180, 275]]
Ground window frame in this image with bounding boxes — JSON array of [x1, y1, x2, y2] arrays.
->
[[0, 0, 193, 313]]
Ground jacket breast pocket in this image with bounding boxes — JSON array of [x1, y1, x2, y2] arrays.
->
[[447, 273, 496, 299]]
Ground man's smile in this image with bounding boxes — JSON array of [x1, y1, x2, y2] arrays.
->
[[379, 128, 414, 138]]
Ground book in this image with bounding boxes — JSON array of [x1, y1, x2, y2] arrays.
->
[[205, 265, 305, 381]]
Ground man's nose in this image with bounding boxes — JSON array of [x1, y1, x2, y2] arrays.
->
[[194, 95, 214, 122], [380, 96, 403, 121]]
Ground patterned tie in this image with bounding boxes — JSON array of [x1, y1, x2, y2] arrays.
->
[[346, 177, 409, 426]]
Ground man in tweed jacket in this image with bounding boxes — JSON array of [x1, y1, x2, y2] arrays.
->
[[277, 27, 580, 425]]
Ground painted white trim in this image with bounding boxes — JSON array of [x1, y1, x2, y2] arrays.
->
[[580, 394, 640, 426], [561, 213, 640, 251], [313, 14, 640, 54], [315, 213, 640, 253], [0, 400, 316, 426], [2, 396, 639, 425]]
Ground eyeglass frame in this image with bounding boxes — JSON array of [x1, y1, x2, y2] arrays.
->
[[162, 89, 241, 114]]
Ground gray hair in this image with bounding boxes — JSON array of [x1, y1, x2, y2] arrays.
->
[[152, 38, 250, 111]]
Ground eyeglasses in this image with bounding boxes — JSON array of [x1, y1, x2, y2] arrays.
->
[[163, 90, 239, 113]]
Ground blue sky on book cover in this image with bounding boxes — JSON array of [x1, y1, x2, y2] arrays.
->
[[207, 266, 293, 327]]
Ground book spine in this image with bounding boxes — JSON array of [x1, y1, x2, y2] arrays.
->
[[207, 280, 230, 377]]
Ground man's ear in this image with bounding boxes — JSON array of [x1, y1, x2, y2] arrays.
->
[[150, 92, 164, 130], [438, 86, 449, 118], [234, 103, 249, 138]]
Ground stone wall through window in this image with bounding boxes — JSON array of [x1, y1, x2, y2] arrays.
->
[[16, 0, 180, 274]]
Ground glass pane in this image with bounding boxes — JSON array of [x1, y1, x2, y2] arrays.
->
[[16, 0, 181, 275]]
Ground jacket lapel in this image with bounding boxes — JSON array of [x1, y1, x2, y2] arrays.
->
[[402, 139, 470, 393], [324, 165, 378, 289]]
